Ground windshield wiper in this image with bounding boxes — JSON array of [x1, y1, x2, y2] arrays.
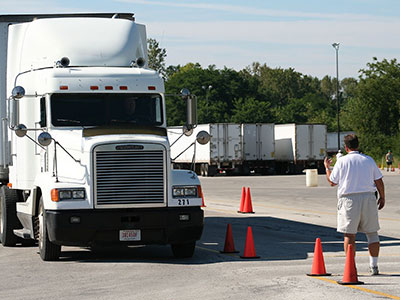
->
[[56, 119, 82, 124]]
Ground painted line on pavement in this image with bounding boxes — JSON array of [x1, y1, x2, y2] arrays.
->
[[313, 276, 400, 300]]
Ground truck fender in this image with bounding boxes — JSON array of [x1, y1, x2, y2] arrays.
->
[[33, 172, 56, 211]]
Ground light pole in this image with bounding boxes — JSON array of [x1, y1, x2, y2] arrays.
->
[[202, 85, 212, 121], [332, 42, 340, 152]]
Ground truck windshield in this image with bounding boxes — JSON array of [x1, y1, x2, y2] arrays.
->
[[50, 93, 163, 127]]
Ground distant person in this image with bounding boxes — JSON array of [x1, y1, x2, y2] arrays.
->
[[324, 134, 385, 275], [385, 150, 393, 172], [336, 149, 343, 160]]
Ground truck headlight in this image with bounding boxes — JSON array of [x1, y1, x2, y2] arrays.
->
[[59, 190, 72, 199], [51, 188, 86, 202], [173, 186, 197, 198], [72, 190, 85, 199]]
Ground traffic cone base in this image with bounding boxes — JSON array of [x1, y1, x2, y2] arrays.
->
[[220, 224, 239, 254], [306, 238, 331, 276], [337, 280, 364, 285], [240, 255, 260, 259]]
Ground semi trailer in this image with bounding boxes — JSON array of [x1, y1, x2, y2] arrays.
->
[[274, 123, 327, 174], [168, 123, 275, 176]]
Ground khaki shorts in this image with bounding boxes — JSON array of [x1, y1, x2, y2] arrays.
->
[[337, 192, 380, 234]]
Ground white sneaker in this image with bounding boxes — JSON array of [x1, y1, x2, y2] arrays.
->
[[370, 266, 379, 275]]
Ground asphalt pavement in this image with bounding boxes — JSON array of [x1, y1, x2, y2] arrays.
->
[[1, 171, 399, 299]]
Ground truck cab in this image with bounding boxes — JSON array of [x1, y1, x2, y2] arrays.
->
[[0, 14, 205, 261]]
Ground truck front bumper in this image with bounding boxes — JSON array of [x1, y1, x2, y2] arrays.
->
[[45, 207, 204, 246]]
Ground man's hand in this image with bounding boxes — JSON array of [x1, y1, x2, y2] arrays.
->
[[378, 197, 385, 210], [374, 178, 385, 210], [324, 157, 332, 169], [324, 157, 337, 186]]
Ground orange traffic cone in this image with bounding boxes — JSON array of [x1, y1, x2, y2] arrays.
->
[[220, 224, 239, 254], [337, 244, 364, 285], [240, 226, 260, 259], [238, 187, 246, 213], [240, 187, 254, 214], [307, 238, 331, 276], [198, 185, 206, 207]]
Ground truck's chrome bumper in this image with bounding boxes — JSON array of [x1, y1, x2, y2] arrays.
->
[[45, 207, 204, 246]]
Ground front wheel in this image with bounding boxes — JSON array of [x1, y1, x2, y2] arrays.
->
[[0, 185, 21, 246], [171, 241, 196, 258], [38, 198, 61, 261]]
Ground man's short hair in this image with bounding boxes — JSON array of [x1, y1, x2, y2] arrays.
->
[[344, 134, 359, 150]]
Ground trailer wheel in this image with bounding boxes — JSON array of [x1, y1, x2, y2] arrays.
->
[[38, 198, 61, 261], [171, 241, 196, 258], [207, 165, 217, 177], [0, 185, 22, 246]]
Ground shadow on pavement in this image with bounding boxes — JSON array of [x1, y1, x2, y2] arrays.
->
[[56, 215, 399, 264]]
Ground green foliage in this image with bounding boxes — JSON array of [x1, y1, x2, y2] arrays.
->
[[147, 38, 167, 77], [341, 58, 400, 159], [231, 98, 272, 123]]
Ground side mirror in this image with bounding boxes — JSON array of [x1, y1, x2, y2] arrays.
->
[[9, 86, 25, 128], [180, 88, 197, 129], [14, 124, 27, 138], [12, 86, 25, 99], [38, 132, 53, 146], [196, 131, 211, 145]]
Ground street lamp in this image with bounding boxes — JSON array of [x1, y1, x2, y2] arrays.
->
[[332, 42, 340, 152], [202, 85, 213, 121]]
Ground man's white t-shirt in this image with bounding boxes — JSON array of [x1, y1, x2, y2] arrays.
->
[[329, 151, 382, 198]]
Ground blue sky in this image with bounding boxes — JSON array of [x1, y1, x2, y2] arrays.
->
[[1, 0, 400, 78]]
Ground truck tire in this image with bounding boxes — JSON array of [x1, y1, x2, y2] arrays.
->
[[171, 241, 196, 258], [0, 185, 21, 246], [38, 198, 61, 261], [207, 165, 217, 177]]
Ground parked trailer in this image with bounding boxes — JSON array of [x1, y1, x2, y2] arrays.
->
[[327, 131, 355, 155], [274, 124, 327, 174], [168, 123, 276, 176], [241, 123, 275, 175], [0, 13, 204, 261], [168, 124, 244, 176]]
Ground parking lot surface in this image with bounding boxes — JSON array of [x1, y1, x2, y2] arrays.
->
[[1, 172, 399, 299]]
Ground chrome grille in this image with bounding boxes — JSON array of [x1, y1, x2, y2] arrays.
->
[[94, 144, 165, 206]]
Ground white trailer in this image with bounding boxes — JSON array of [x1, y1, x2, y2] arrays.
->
[[0, 13, 204, 261], [327, 131, 355, 154], [168, 123, 244, 176], [168, 123, 276, 176], [241, 123, 275, 174], [274, 124, 327, 174]]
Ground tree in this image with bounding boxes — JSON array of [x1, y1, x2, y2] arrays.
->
[[147, 38, 167, 77], [231, 98, 272, 123], [341, 57, 400, 158]]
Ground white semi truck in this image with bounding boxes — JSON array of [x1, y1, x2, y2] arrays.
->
[[0, 13, 206, 261]]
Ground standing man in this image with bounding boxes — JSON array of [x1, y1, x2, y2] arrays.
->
[[385, 150, 393, 172], [324, 134, 385, 275]]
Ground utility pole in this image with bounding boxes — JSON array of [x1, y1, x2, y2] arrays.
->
[[332, 43, 340, 152]]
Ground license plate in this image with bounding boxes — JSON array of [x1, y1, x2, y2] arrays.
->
[[119, 229, 141, 241]]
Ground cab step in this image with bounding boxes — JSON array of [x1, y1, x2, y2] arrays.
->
[[13, 228, 32, 239]]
